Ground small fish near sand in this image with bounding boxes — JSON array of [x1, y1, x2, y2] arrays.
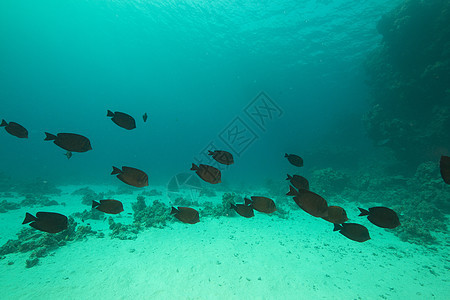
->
[[244, 197, 277, 214], [0, 119, 28, 138], [333, 223, 370, 243], [286, 174, 309, 190], [358, 207, 400, 229], [230, 203, 254, 218], [107, 110, 136, 130], [191, 163, 221, 184], [440, 155, 450, 184], [171, 207, 199, 224], [285, 153, 303, 167], [92, 200, 124, 214], [111, 166, 149, 188], [287, 185, 328, 218], [322, 206, 348, 224], [44, 132, 92, 153], [208, 150, 234, 165], [22, 212, 68, 233]]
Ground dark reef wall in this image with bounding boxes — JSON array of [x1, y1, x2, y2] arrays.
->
[[364, 0, 450, 166]]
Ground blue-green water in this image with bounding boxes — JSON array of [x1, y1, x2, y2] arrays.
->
[[1, 1, 449, 299], [0, 0, 401, 185]]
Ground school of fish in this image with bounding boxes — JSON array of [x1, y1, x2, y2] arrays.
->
[[2, 113, 449, 242]]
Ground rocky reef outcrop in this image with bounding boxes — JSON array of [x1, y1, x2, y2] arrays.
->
[[364, 0, 450, 167]]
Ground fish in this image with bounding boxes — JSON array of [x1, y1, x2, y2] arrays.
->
[[208, 150, 234, 165], [358, 207, 400, 229], [111, 166, 149, 188], [440, 155, 450, 184], [0, 119, 28, 138], [65, 151, 72, 159], [286, 185, 328, 218], [230, 203, 254, 218], [143, 113, 148, 122], [171, 206, 199, 224], [285, 153, 303, 167], [286, 174, 309, 190], [92, 200, 124, 214], [44, 132, 92, 152], [107, 110, 136, 130], [191, 163, 221, 184], [333, 223, 370, 242], [244, 196, 277, 214], [322, 206, 348, 224], [22, 212, 68, 233]]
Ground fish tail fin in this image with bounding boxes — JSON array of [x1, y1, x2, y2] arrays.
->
[[190, 163, 199, 171], [170, 207, 178, 215], [0, 119, 7, 127], [358, 208, 369, 216], [333, 224, 342, 232], [286, 185, 298, 196], [286, 174, 292, 180], [208, 150, 214, 156], [44, 132, 56, 141], [284, 153, 289, 157], [244, 198, 252, 206], [111, 166, 122, 175], [92, 201, 100, 208], [229, 203, 236, 209], [107, 110, 114, 117], [22, 213, 37, 224]]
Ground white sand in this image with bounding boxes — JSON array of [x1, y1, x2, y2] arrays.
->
[[0, 185, 448, 299]]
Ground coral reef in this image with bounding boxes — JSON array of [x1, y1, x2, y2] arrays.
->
[[0, 217, 96, 268], [364, 0, 450, 166], [310, 168, 351, 196], [108, 217, 138, 240], [132, 196, 172, 229], [71, 187, 105, 206], [15, 179, 62, 196], [139, 189, 162, 197], [20, 194, 58, 207], [0, 199, 20, 213], [200, 192, 238, 218]]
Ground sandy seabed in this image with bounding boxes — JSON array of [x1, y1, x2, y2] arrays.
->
[[0, 185, 448, 300]]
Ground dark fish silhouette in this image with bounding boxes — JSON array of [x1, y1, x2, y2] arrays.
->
[[92, 200, 124, 214], [191, 163, 221, 184], [322, 206, 348, 224], [171, 207, 199, 224], [44, 132, 92, 152], [245, 197, 276, 214], [230, 203, 254, 218], [334, 223, 370, 242], [143, 113, 148, 122], [358, 207, 400, 229], [208, 150, 234, 165], [64, 151, 73, 159], [285, 153, 303, 167], [107, 110, 136, 130], [111, 166, 149, 188], [440, 156, 450, 184], [286, 174, 309, 190], [287, 185, 328, 218], [1, 119, 28, 138], [22, 212, 68, 233]]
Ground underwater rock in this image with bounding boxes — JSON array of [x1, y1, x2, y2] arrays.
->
[[71, 208, 103, 221], [139, 189, 162, 197], [364, 0, 450, 166], [311, 168, 350, 195], [71, 187, 106, 206], [132, 196, 172, 229], [16, 179, 62, 196], [108, 217, 138, 240], [0, 217, 96, 267], [0, 199, 20, 213], [20, 194, 58, 207]]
